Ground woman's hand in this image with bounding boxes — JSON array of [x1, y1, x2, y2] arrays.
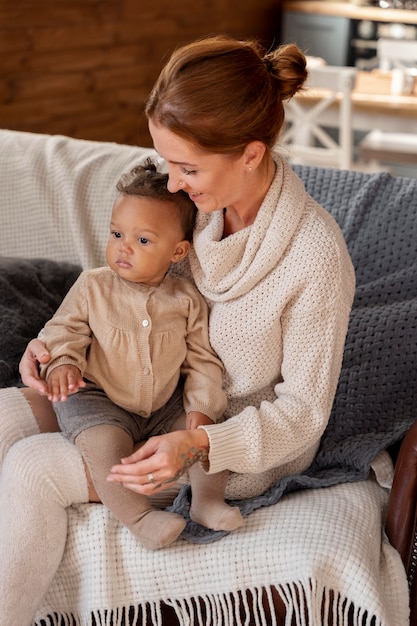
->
[[19, 339, 51, 395], [107, 428, 210, 495]]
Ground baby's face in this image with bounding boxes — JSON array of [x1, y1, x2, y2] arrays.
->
[[106, 195, 187, 286]]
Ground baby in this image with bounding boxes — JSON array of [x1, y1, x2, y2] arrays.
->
[[40, 160, 243, 550]]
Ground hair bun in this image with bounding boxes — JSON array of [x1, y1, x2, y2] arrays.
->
[[265, 44, 308, 101]]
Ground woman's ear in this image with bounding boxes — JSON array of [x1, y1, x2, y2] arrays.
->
[[243, 141, 267, 171], [171, 240, 191, 264]]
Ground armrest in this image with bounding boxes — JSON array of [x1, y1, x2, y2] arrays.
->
[[386, 419, 417, 577]]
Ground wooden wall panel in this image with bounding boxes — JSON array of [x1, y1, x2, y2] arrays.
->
[[0, 0, 282, 146]]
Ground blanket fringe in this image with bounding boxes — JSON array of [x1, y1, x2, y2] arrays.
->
[[34, 581, 384, 626]]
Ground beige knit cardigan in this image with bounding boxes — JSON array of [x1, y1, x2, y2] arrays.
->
[[40, 268, 226, 421]]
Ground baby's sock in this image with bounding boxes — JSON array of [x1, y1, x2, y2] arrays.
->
[[189, 465, 244, 531], [0, 432, 89, 626], [0, 387, 40, 468], [76, 425, 186, 550]]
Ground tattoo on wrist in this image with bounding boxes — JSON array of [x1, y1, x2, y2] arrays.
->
[[155, 446, 209, 488]]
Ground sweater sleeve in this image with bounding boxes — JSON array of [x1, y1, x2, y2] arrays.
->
[[180, 287, 227, 422], [39, 272, 92, 380]]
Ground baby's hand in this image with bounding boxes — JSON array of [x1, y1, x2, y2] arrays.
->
[[46, 364, 85, 402], [186, 411, 214, 430]]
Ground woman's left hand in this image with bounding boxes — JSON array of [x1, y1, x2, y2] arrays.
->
[[107, 428, 209, 495]]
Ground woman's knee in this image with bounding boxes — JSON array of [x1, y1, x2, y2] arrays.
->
[[2, 434, 60, 485], [1, 435, 47, 499], [2, 433, 89, 506]]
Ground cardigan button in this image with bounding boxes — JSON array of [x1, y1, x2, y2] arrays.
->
[[142, 319, 149, 327]]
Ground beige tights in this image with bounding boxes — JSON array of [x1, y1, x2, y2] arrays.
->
[[188, 464, 244, 531], [75, 425, 186, 550]]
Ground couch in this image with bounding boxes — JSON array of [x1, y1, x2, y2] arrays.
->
[[1, 129, 416, 625]]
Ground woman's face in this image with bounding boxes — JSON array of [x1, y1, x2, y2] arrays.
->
[[149, 119, 248, 214]]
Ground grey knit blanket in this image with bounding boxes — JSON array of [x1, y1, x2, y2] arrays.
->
[[0, 257, 81, 388], [172, 167, 417, 543]]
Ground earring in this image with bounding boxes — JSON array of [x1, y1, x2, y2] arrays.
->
[[248, 166, 252, 172], [179, 181, 184, 187]]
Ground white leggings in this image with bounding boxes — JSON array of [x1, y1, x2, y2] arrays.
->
[[0, 387, 41, 467], [0, 387, 184, 625], [0, 388, 89, 626]]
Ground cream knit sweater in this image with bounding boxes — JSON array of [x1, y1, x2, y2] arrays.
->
[[183, 156, 355, 500]]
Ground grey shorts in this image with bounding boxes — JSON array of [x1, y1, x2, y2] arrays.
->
[[54, 382, 184, 443]]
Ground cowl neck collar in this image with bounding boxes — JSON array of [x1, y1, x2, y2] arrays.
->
[[188, 156, 307, 303]]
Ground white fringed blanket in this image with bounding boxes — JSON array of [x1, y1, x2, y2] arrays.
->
[[34, 459, 408, 626]]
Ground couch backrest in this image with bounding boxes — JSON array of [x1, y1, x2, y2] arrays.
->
[[3, 129, 417, 284], [1, 130, 158, 269]]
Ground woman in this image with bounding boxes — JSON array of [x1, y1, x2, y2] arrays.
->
[[0, 35, 355, 624]]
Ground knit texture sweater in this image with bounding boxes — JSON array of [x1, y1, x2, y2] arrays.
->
[[182, 156, 355, 500], [40, 269, 227, 421]]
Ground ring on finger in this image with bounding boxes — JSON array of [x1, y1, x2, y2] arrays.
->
[[147, 472, 155, 484]]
